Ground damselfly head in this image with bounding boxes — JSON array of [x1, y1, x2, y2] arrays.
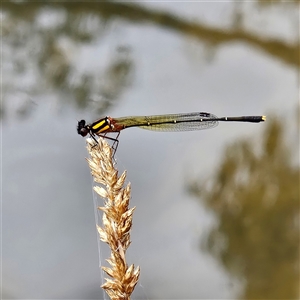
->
[[77, 120, 90, 137]]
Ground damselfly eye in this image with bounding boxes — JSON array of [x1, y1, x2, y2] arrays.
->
[[79, 128, 89, 137], [77, 120, 89, 136]]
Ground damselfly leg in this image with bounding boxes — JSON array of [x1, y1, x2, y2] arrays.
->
[[91, 132, 120, 158]]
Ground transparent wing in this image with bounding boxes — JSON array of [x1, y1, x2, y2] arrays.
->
[[114, 112, 219, 132]]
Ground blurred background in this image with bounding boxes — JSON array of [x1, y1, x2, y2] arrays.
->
[[2, 1, 299, 299]]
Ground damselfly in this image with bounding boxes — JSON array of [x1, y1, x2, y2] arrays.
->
[[77, 112, 266, 150]]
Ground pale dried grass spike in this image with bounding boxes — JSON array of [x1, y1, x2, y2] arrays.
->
[[86, 137, 140, 300]]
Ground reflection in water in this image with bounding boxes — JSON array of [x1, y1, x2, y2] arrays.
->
[[189, 116, 300, 299], [2, 2, 299, 297], [2, 1, 299, 119], [2, 2, 134, 118]]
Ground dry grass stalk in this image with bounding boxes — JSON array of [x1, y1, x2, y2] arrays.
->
[[86, 137, 140, 300]]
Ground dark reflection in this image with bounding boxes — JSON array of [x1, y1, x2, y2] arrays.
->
[[188, 114, 300, 299], [255, 0, 299, 7], [3, 2, 134, 119], [2, 1, 299, 120]]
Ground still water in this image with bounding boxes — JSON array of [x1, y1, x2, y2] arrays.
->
[[2, 2, 298, 299]]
